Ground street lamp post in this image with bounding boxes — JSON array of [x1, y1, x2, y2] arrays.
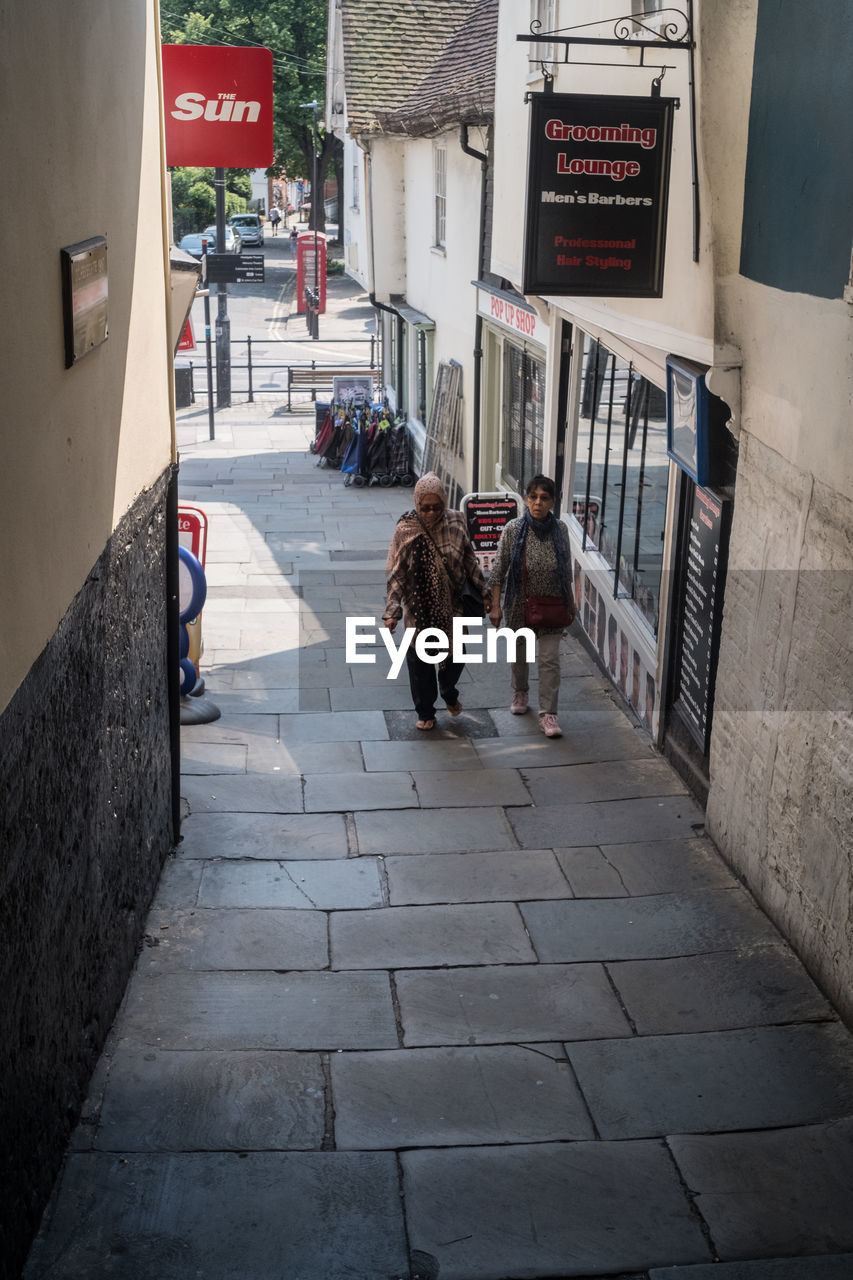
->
[[214, 166, 231, 406], [300, 98, 320, 340]]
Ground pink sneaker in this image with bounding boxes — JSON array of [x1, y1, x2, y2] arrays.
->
[[510, 691, 529, 715], [539, 713, 563, 738]]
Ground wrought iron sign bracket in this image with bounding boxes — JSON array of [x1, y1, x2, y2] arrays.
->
[[517, 5, 700, 261]]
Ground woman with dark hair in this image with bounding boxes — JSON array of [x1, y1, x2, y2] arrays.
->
[[383, 472, 488, 732], [488, 475, 575, 738]]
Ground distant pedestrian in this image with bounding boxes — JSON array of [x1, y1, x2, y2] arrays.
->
[[269, 206, 281, 236], [290, 226, 298, 256]]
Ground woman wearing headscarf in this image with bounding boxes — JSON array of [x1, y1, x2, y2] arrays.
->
[[383, 473, 489, 731], [488, 475, 575, 738]]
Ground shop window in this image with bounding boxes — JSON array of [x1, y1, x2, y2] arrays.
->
[[434, 146, 446, 249], [572, 334, 669, 635], [502, 343, 545, 491], [351, 162, 359, 211]]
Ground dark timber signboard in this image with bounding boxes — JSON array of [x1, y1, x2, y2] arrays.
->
[[523, 93, 675, 298]]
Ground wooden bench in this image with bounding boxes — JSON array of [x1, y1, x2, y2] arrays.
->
[[286, 366, 376, 410]]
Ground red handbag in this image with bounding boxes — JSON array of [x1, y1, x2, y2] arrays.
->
[[523, 552, 574, 629]]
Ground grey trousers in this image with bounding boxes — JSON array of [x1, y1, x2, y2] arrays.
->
[[511, 630, 562, 714]]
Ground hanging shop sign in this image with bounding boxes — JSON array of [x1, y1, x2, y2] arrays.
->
[[162, 45, 273, 167], [523, 93, 675, 298]]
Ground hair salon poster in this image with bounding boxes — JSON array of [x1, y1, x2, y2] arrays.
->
[[523, 93, 675, 298]]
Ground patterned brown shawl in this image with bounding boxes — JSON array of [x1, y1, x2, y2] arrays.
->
[[384, 512, 454, 638]]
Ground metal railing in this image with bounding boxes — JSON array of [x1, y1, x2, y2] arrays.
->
[[180, 334, 377, 406]]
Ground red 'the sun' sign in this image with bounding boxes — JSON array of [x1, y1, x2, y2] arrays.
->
[[162, 45, 273, 167]]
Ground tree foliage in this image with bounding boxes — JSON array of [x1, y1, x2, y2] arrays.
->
[[160, 0, 341, 232], [170, 166, 252, 238]]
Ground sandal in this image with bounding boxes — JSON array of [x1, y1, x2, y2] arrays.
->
[[416, 719, 436, 731], [445, 702, 462, 717]]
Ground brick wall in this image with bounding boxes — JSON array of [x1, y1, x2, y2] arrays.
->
[[707, 431, 853, 1022]]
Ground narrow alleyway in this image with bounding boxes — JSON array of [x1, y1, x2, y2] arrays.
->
[[25, 279, 853, 1280]]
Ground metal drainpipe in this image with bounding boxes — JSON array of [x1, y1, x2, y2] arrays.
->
[[459, 124, 488, 491]]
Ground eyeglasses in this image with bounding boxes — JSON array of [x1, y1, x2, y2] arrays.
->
[[418, 503, 443, 512]]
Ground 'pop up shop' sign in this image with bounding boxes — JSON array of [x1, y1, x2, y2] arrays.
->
[[523, 93, 675, 298]]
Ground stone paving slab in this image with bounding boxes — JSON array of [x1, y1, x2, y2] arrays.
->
[[330, 683, 416, 711], [198, 858, 382, 910], [488, 699, 635, 738], [386, 849, 571, 905], [330, 903, 536, 969], [279, 710, 388, 742], [509, 794, 704, 847], [524, 758, 688, 805], [668, 1119, 853, 1261], [355, 806, 516, 855], [473, 727, 651, 768], [556, 837, 737, 896], [413, 768, 532, 808], [151, 858, 204, 909], [178, 811, 349, 860], [396, 963, 631, 1045], [609, 947, 837, 1034], [384, 708, 498, 740], [568, 1023, 853, 1138], [276, 740, 367, 774], [197, 685, 319, 714], [362, 737, 484, 772], [401, 1141, 710, 1280], [332, 1045, 595, 1148], [522, 889, 783, 962], [304, 769, 417, 811], [180, 742, 248, 775], [118, 971, 399, 1050], [141, 907, 329, 971], [94, 1050, 326, 1151], [23, 1152, 408, 1280], [650, 1258, 853, 1279], [181, 772, 303, 814]]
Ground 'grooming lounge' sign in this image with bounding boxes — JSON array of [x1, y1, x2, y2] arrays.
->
[[523, 93, 675, 298]]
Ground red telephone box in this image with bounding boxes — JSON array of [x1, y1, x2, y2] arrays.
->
[[296, 232, 327, 314]]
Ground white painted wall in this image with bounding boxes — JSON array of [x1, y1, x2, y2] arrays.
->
[[341, 133, 370, 289], [366, 138, 407, 299], [402, 130, 485, 481], [0, 0, 172, 712]]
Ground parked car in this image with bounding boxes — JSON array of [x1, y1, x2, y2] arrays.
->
[[178, 225, 241, 257], [178, 230, 215, 258], [229, 213, 264, 246], [203, 224, 242, 254]]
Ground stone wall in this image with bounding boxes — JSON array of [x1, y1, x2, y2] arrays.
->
[[0, 471, 175, 1279], [707, 432, 853, 1022]]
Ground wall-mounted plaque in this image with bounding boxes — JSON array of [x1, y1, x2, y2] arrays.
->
[[61, 237, 108, 367]]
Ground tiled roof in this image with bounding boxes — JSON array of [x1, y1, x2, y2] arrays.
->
[[340, 0, 481, 136], [378, 0, 498, 136]]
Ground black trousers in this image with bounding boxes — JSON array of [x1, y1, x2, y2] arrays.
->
[[406, 650, 464, 720]]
